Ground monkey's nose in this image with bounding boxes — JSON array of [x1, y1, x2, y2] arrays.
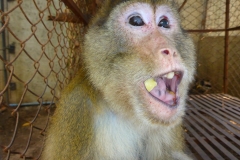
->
[[161, 49, 177, 56], [161, 49, 170, 55]]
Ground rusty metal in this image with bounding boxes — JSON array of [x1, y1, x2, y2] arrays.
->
[[223, 0, 230, 94], [3, 112, 19, 152], [200, 0, 209, 30], [178, 0, 188, 12], [61, 0, 89, 25], [48, 13, 81, 23], [185, 94, 240, 160], [0, 0, 85, 159], [187, 26, 240, 33]]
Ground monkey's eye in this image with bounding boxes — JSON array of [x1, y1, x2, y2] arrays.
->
[[129, 16, 145, 26], [158, 18, 170, 28]]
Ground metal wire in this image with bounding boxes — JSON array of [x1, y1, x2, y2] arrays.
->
[[0, 0, 88, 159]]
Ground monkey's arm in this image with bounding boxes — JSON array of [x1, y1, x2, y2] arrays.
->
[[42, 73, 95, 159]]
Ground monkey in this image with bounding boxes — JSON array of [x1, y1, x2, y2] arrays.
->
[[42, 0, 196, 159]]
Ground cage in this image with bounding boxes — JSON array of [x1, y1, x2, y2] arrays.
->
[[0, 0, 240, 159]]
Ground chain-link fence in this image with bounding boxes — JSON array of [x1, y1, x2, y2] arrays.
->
[[180, 0, 240, 97], [0, 0, 94, 159], [0, 0, 240, 159]]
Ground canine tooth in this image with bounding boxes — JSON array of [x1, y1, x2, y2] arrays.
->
[[144, 78, 157, 92], [166, 72, 174, 79]]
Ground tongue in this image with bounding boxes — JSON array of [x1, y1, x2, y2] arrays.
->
[[149, 78, 176, 106]]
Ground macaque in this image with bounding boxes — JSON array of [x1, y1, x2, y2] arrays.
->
[[42, 0, 195, 159]]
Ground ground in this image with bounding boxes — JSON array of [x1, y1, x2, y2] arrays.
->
[[0, 105, 54, 160]]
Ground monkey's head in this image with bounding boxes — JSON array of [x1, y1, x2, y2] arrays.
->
[[83, 0, 195, 126]]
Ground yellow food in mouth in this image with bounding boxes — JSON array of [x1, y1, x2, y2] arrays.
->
[[144, 78, 157, 92]]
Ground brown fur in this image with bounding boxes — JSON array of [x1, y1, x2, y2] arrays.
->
[[42, 0, 195, 159]]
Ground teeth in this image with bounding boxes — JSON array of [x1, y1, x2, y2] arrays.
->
[[144, 78, 157, 92], [164, 72, 175, 79], [168, 90, 175, 96]]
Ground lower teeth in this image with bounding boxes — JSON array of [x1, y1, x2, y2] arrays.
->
[[168, 91, 175, 95]]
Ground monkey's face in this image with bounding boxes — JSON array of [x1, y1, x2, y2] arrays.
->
[[84, 1, 195, 126]]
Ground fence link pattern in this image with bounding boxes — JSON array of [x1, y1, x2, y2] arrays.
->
[[0, 0, 89, 159]]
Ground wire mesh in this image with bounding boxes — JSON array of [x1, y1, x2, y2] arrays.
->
[[180, 0, 240, 97], [0, 0, 240, 159], [0, 0, 89, 159]]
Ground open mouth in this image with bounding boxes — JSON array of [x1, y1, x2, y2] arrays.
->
[[144, 71, 183, 107]]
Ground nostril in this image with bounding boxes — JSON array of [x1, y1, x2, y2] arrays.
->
[[162, 49, 170, 55]]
